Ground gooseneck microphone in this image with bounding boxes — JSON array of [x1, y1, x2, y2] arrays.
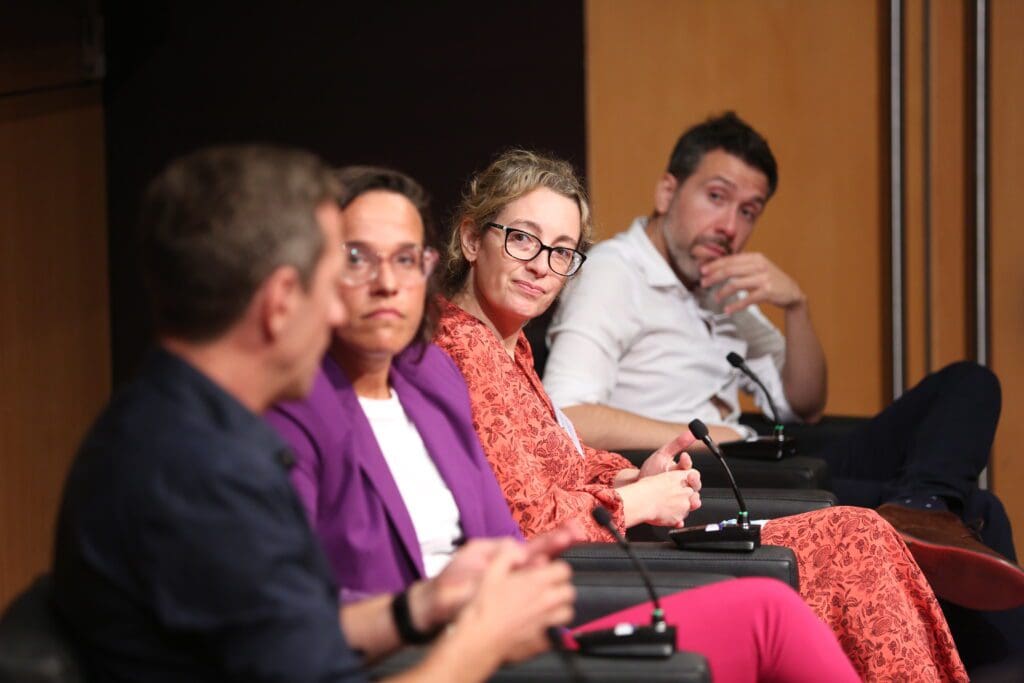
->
[[572, 507, 676, 658], [726, 351, 783, 438], [592, 506, 667, 627], [665, 419, 761, 552], [687, 419, 750, 530]]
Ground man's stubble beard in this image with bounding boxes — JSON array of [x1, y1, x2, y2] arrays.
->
[[659, 215, 702, 290]]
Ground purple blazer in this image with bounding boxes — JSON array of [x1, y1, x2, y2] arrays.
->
[[266, 343, 521, 601]]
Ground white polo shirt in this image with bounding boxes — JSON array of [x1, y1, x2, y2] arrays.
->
[[544, 217, 797, 432]]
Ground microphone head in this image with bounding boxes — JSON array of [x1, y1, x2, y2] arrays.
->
[[591, 506, 613, 527], [726, 352, 745, 368], [687, 419, 709, 441]]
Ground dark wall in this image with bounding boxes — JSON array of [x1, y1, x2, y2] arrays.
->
[[104, 1, 586, 384]]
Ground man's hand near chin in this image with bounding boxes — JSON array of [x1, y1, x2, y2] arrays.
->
[[699, 251, 827, 422], [700, 252, 806, 314]]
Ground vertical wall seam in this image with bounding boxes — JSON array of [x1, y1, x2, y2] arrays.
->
[[923, 0, 933, 374], [974, 0, 989, 489], [891, 0, 906, 399], [975, 0, 989, 368]]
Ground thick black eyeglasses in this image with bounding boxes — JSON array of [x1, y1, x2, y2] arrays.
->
[[486, 222, 587, 277]]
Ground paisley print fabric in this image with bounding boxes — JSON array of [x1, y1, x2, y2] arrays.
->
[[434, 300, 966, 681], [762, 507, 964, 680]]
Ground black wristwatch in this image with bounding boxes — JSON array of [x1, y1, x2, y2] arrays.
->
[[391, 588, 441, 644]]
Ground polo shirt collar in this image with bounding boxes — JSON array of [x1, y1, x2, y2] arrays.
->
[[626, 216, 690, 291]]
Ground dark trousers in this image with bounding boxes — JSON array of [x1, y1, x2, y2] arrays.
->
[[812, 361, 1001, 513], [789, 361, 1020, 672]]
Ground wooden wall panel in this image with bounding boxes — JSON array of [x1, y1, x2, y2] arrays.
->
[[585, 0, 887, 416], [905, 0, 971, 387], [990, 0, 1024, 554], [904, 0, 928, 385], [0, 84, 109, 609], [926, 0, 971, 370]]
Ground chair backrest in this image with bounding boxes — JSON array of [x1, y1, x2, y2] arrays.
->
[[0, 576, 84, 683], [523, 303, 556, 377]]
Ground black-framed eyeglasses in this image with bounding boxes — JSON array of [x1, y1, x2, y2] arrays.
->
[[485, 222, 587, 277], [340, 242, 439, 287]]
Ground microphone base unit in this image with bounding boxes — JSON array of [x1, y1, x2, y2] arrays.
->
[[574, 623, 677, 659], [721, 435, 798, 461], [668, 521, 761, 553]]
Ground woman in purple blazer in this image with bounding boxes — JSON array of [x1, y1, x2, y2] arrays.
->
[[265, 166, 858, 682], [269, 341, 521, 600], [267, 167, 520, 603]]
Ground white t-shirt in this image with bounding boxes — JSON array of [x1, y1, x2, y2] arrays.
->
[[544, 217, 797, 433], [359, 391, 463, 578]]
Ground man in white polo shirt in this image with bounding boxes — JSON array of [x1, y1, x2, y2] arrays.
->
[[546, 112, 824, 451], [543, 113, 1024, 626]]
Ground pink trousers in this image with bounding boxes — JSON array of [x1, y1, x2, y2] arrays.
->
[[571, 577, 860, 683]]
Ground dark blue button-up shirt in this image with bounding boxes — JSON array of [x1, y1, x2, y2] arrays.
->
[[53, 349, 366, 682]]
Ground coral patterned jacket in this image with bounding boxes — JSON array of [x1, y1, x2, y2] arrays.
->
[[435, 300, 630, 541]]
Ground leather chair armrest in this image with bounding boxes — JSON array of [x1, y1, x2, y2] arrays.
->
[[371, 647, 710, 682], [617, 449, 830, 490], [570, 570, 733, 626], [562, 542, 799, 589], [684, 487, 836, 526], [743, 413, 869, 457], [627, 488, 836, 542]]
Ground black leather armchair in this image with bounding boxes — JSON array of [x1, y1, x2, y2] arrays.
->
[[570, 570, 734, 626], [625, 486, 837, 542], [562, 480, 834, 600], [559, 496, 811, 651], [563, 543, 799, 589], [688, 487, 837, 526]]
